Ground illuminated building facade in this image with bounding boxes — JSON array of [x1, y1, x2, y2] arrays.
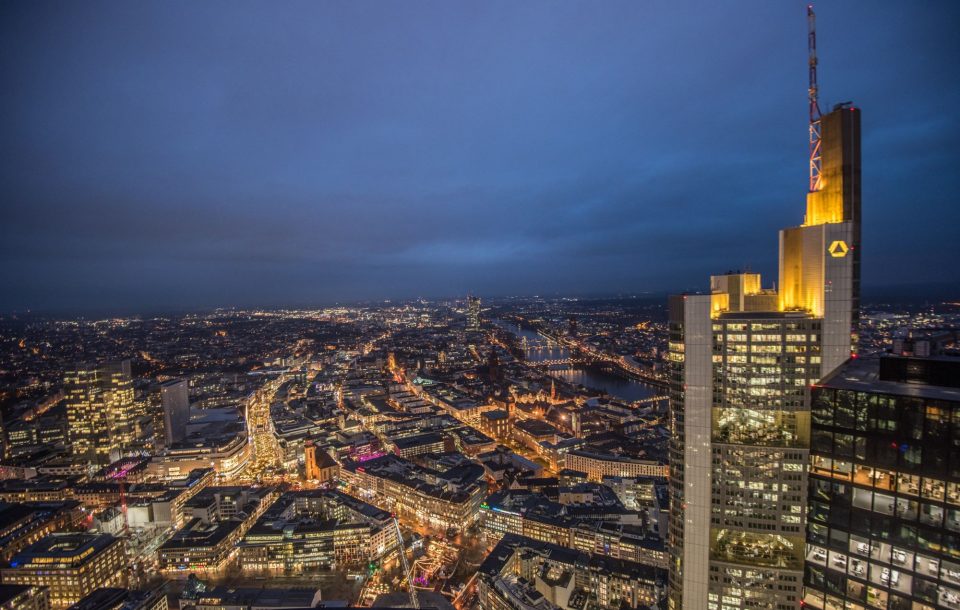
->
[[64, 361, 136, 466], [803, 355, 960, 610], [564, 450, 668, 481], [239, 492, 397, 574], [467, 296, 481, 331], [668, 103, 861, 610], [340, 455, 487, 531], [157, 520, 244, 573], [0, 501, 85, 564], [304, 442, 338, 482], [480, 493, 669, 570], [480, 409, 511, 440], [1, 533, 126, 608], [304, 441, 320, 480], [68, 587, 168, 610], [0, 584, 50, 610], [147, 430, 250, 479], [477, 534, 664, 610]]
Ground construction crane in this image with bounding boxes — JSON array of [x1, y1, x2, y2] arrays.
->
[[393, 518, 419, 609], [808, 4, 823, 193]]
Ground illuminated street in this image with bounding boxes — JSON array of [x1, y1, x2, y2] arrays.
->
[[0, 3, 955, 610]]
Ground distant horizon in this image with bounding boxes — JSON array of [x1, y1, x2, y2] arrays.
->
[[2, 279, 956, 319]]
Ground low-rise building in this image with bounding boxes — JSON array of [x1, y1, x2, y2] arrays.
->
[[514, 420, 559, 453], [180, 586, 324, 610], [476, 534, 665, 610], [480, 490, 666, 570], [0, 479, 72, 504], [158, 487, 278, 573], [448, 427, 497, 457], [563, 450, 667, 481], [1, 533, 126, 608], [0, 584, 50, 610], [340, 455, 486, 531], [479, 410, 511, 441], [239, 490, 398, 573], [67, 587, 168, 610], [390, 432, 449, 459], [0, 501, 84, 564], [148, 425, 250, 480]]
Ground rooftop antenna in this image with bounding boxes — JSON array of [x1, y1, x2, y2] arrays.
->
[[808, 4, 823, 193]]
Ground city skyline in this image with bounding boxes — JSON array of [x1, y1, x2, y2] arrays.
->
[[2, 2, 959, 313], [1, 4, 959, 610]]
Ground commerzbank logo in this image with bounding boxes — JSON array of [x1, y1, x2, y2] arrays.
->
[[828, 240, 849, 258]]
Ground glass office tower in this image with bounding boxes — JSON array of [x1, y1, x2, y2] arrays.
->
[[803, 354, 960, 610], [65, 360, 136, 465]]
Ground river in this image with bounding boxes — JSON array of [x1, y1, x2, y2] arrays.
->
[[494, 321, 659, 403]]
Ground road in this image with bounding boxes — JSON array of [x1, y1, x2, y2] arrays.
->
[[236, 376, 285, 482]]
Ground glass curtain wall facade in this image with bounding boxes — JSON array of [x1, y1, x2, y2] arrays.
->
[[65, 360, 136, 465], [668, 105, 860, 610], [803, 357, 960, 610]]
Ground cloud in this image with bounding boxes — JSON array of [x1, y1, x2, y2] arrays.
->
[[1, 0, 959, 312]]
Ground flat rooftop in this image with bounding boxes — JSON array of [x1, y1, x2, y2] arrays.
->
[[9, 533, 117, 568], [194, 586, 321, 606], [818, 356, 960, 403]]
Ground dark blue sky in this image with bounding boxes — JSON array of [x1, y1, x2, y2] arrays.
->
[[2, 1, 958, 313]]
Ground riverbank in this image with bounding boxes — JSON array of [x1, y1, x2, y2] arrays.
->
[[493, 319, 663, 403]]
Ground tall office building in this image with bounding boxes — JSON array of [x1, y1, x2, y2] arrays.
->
[[65, 360, 136, 465], [161, 378, 190, 446], [467, 296, 481, 331], [803, 350, 960, 610], [667, 60, 861, 610]]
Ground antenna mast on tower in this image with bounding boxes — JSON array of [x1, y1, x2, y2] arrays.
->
[[808, 4, 822, 192]]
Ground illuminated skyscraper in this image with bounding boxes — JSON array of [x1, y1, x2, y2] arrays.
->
[[667, 99, 861, 608], [65, 360, 136, 465], [467, 295, 481, 331]]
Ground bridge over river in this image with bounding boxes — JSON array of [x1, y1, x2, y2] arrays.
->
[[495, 320, 667, 405]]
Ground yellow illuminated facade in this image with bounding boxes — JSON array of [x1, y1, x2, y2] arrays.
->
[[65, 360, 136, 466], [1, 533, 127, 608], [669, 106, 861, 610], [827, 240, 848, 257], [780, 107, 861, 318], [803, 108, 860, 227]]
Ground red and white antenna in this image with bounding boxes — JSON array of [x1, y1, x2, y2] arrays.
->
[[808, 5, 822, 192]]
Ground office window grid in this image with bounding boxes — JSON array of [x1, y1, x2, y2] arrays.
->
[[804, 387, 960, 610]]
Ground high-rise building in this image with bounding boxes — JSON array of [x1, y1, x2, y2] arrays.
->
[[668, 84, 861, 610], [803, 352, 960, 610], [467, 296, 481, 331], [65, 360, 136, 466], [160, 378, 190, 446]]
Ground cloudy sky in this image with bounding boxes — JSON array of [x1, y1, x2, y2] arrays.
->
[[2, 1, 958, 313]]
